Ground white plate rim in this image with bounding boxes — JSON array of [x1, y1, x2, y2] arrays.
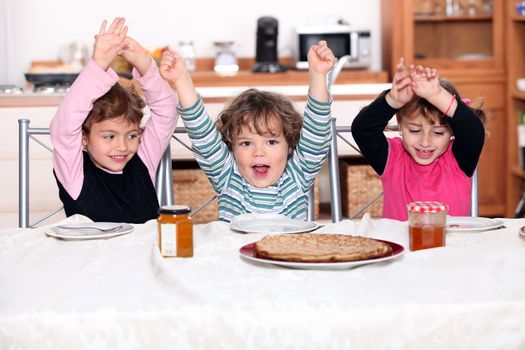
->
[[239, 239, 404, 270], [230, 214, 319, 234], [46, 223, 134, 240], [446, 216, 504, 233]]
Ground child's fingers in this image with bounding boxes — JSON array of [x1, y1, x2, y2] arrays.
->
[[118, 25, 128, 41], [395, 57, 407, 72], [98, 20, 107, 35], [396, 76, 413, 90], [107, 17, 121, 34], [394, 66, 410, 81], [162, 48, 177, 60], [317, 48, 334, 61], [414, 65, 424, 74], [312, 40, 327, 51]]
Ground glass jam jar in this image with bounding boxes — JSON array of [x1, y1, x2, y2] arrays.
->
[[157, 205, 193, 258], [407, 201, 448, 251]]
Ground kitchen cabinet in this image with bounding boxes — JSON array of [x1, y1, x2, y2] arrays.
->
[[381, 0, 507, 217], [506, 1, 525, 217]]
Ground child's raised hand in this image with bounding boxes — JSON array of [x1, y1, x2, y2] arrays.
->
[[387, 57, 413, 109], [159, 48, 188, 84], [409, 65, 441, 99], [120, 36, 151, 77], [307, 40, 335, 75], [92, 17, 128, 71], [160, 48, 197, 107]]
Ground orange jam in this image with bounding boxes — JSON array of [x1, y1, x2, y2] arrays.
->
[[407, 201, 448, 251], [157, 205, 193, 258], [409, 225, 446, 251]]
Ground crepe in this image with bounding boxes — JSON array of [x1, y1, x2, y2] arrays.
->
[[254, 233, 392, 263]]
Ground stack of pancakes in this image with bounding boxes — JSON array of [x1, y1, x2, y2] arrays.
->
[[254, 233, 392, 263]]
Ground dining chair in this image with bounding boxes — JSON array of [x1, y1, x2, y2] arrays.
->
[[18, 118, 174, 228]]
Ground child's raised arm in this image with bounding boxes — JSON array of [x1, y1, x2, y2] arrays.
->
[[119, 36, 152, 77], [307, 40, 335, 102], [159, 48, 198, 108], [92, 17, 128, 71]]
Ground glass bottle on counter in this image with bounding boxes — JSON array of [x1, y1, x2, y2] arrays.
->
[[178, 41, 196, 72], [157, 205, 193, 258]]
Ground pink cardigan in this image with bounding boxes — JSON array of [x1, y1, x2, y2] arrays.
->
[[50, 58, 178, 199]]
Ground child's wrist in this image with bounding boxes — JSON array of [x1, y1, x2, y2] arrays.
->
[[424, 86, 443, 102], [385, 91, 404, 109], [426, 88, 454, 112], [172, 72, 194, 89]]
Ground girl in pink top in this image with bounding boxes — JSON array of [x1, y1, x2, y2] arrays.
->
[[352, 58, 487, 220], [50, 17, 178, 223]]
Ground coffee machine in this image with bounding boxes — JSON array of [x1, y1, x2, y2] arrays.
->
[[252, 17, 287, 73]]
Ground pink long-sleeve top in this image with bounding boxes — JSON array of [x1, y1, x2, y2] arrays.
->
[[50, 58, 178, 200]]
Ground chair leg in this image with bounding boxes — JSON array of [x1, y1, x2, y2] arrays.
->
[[515, 193, 525, 218], [470, 168, 478, 217], [155, 145, 174, 206], [329, 118, 342, 223], [19, 119, 30, 228], [307, 186, 315, 221]]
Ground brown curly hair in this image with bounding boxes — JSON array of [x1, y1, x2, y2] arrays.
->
[[216, 89, 303, 154], [396, 77, 488, 129], [82, 83, 146, 134]]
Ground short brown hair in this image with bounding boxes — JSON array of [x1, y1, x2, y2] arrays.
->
[[217, 89, 303, 151], [82, 83, 146, 134], [396, 78, 488, 128]]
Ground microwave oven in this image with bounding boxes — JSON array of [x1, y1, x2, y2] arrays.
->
[[293, 25, 371, 70]]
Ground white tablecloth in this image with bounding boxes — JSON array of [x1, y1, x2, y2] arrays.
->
[[1, 215, 525, 349]]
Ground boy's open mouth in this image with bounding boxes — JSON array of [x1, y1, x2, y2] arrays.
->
[[252, 164, 270, 178]]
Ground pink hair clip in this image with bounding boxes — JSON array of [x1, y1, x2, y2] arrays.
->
[[462, 98, 471, 106]]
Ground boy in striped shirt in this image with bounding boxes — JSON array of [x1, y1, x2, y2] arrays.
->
[[160, 41, 335, 222]]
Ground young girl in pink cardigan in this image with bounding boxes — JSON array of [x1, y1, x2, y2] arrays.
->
[[50, 17, 178, 223]]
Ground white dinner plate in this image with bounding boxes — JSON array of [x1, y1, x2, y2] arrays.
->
[[239, 239, 404, 270], [230, 213, 320, 234], [446, 216, 504, 233], [45, 222, 134, 240]]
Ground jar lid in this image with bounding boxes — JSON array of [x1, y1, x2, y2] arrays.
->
[[407, 201, 449, 213], [158, 205, 191, 215]]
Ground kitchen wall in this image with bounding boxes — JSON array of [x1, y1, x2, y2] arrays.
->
[[0, 0, 381, 86]]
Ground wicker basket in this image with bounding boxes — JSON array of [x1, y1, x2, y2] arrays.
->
[[173, 167, 319, 223], [172, 168, 218, 223], [339, 160, 383, 219]]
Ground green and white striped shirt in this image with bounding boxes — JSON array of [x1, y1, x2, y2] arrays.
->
[[178, 95, 332, 222]]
